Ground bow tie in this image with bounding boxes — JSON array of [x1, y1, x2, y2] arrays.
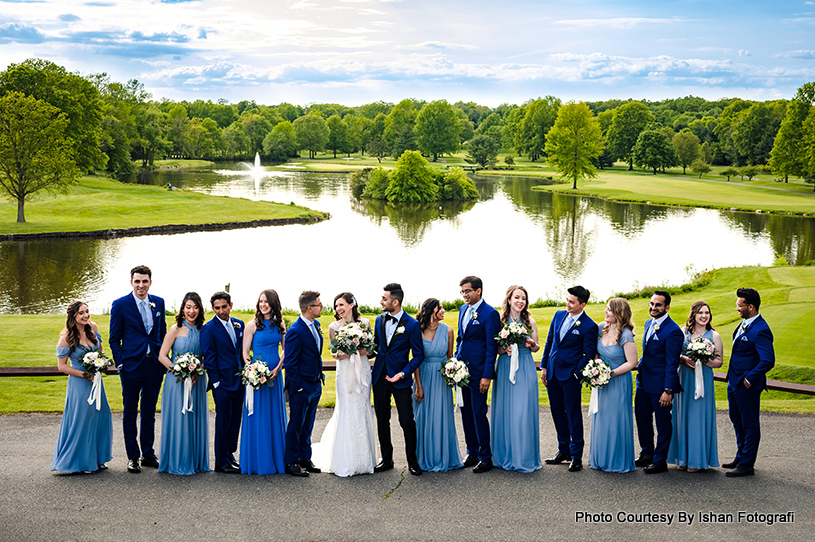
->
[[386, 314, 398, 324]]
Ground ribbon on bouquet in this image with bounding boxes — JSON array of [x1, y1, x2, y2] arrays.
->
[[509, 344, 520, 384], [588, 387, 600, 416], [350, 353, 365, 395], [694, 361, 705, 400], [245, 383, 255, 415], [87, 372, 103, 411], [182, 378, 194, 414], [454, 384, 464, 408]]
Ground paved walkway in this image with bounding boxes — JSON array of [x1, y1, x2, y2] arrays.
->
[[0, 408, 812, 541]]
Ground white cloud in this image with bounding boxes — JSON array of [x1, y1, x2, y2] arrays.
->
[[414, 41, 478, 50], [556, 17, 688, 29]]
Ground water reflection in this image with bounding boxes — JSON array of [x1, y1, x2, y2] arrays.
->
[[352, 198, 476, 247]]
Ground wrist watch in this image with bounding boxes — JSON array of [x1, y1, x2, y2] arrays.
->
[[664, 389, 674, 395]]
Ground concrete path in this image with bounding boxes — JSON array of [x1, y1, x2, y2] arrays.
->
[[0, 408, 812, 541]]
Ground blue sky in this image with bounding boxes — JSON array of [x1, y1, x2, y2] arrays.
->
[[1, 0, 814, 106]]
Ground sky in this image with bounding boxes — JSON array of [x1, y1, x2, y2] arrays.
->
[[1, 0, 815, 107]]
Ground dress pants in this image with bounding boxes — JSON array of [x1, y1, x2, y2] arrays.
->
[[212, 385, 245, 467], [546, 375, 584, 459], [119, 357, 164, 460], [728, 382, 762, 468], [460, 379, 491, 462], [373, 372, 418, 465], [635, 389, 673, 464], [284, 383, 322, 465]]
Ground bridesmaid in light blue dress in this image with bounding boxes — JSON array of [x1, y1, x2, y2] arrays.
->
[[240, 289, 287, 475], [157, 292, 210, 475], [412, 298, 463, 472], [668, 301, 723, 472], [490, 286, 542, 473], [588, 298, 638, 473], [52, 301, 113, 473]]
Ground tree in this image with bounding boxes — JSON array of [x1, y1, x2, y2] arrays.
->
[[385, 150, 438, 202], [366, 138, 389, 163], [239, 112, 273, 154], [166, 104, 190, 157], [672, 131, 702, 174], [803, 108, 815, 187], [263, 120, 297, 161], [384, 99, 418, 158], [504, 106, 526, 156], [326, 114, 350, 158], [0, 92, 80, 222], [770, 99, 811, 182], [294, 114, 329, 159], [415, 100, 460, 161], [437, 167, 479, 200], [720, 167, 739, 181], [464, 134, 500, 168], [544, 102, 603, 189], [690, 158, 711, 178], [732, 103, 778, 165], [738, 166, 759, 180], [504, 156, 515, 169], [133, 105, 170, 167], [606, 102, 654, 170], [519, 96, 561, 161], [632, 128, 677, 174]]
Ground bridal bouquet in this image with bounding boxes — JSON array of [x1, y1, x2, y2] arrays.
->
[[239, 359, 275, 390], [330, 321, 376, 356], [170, 352, 205, 383], [494, 320, 529, 348], [80, 349, 113, 376], [440, 358, 470, 388], [686, 336, 716, 364], [581, 358, 613, 389]]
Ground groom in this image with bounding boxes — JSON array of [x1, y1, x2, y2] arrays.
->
[[109, 265, 167, 474], [201, 291, 245, 473], [371, 283, 424, 476], [283, 291, 325, 477]]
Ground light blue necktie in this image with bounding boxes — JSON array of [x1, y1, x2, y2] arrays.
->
[[646, 321, 657, 343], [139, 299, 152, 334], [225, 319, 237, 347], [310, 322, 321, 347], [462, 306, 473, 333], [559, 315, 573, 340]]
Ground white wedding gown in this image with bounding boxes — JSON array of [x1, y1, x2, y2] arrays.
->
[[312, 319, 377, 477]]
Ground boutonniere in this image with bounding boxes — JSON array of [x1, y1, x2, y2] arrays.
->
[[396, 326, 405, 335], [574, 320, 581, 327], [471, 311, 479, 322], [653, 323, 660, 332], [149, 301, 156, 310], [232, 321, 241, 329]]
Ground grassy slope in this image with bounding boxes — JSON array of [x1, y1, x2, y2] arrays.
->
[[1, 266, 813, 413], [0, 176, 324, 235]]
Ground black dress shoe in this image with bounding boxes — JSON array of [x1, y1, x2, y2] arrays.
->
[[408, 463, 423, 476], [285, 463, 309, 477], [127, 459, 141, 473], [140, 456, 159, 469], [473, 460, 493, 473], [97, 464, 108, 470], [568, 458, 583, 472], [374, 460, 394, 473], [229, 459, 240, 470], [644, 462, 668, 474], [722, 458, 739, 469], [725, 465, 755, 477], [544, 452, 571, 465], [462, 455, 479, 468], [634, 453, 654, 467], [299, 459, 321, 473], [215, 463, 241, 474]]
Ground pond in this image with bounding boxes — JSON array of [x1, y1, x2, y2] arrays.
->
[[2, 163, 813, 314]]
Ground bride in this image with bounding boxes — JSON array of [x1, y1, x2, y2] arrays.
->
[[312, 292, 377, 476]]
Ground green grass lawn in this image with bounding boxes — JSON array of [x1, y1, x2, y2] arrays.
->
[[2, 265, 812, 413], [0, 176, 325, 235]]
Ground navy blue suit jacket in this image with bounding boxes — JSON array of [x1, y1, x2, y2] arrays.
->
[[108, 293, 166, 372], [727, 315, 774, 391], [283, 316, 324, 394], [455, 301, 501, 381], [200, 316, 245, 392], [371, 312, 424, 390], [637, 315, 683, 395], [542, 310, 598, 381]]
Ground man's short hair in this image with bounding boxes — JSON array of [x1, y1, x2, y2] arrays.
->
[[460, 275, 483, 292], [737, 287, 761, 310], [653, 290, 671, 306], [299, 290, 321, 313], [210, 291, 231, 305], [130, 265, 152, 279], [568, 285, 591, 305], [383, 283, 404, 305]]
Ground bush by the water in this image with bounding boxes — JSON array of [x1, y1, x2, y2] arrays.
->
[[352, 150, 479, 202]]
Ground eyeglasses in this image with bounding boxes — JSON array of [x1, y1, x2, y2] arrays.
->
[[309, 303, 323, 308], [460, 288, 474, 295]]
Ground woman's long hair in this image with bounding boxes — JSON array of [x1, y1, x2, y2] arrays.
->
[[254, 289, 284, 333], [415, 298, 441, 331], [333, 292, 361, 322], [685, 300, 713, 333], [604, 297, 634, 343], [500, 285, 532, 330], [175, 292, 205, 330], [65, 301, 97, 355]]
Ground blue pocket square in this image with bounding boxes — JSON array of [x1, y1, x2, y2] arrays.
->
[[571, 329, 580, 335], [740, 336, 749, 342], [652, 334, 660, 341]]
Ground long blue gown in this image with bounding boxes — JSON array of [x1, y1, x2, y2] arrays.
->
[[159, 322, 211, 475], [667, 329, 720, 469], [412, 323, 463, 472], [51, 333, 113, 473], [241, 320, 287, 474], [588, 325, 636, 473], [490, 319, 541, 473]]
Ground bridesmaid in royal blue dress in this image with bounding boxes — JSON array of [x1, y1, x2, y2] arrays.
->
[[588, 298, 638, 473], [157, 292, 210, 475], [668, 301, 723, 472], [240, 289, 287, 475], [412, 298, 463, 472], [52, 301, 113, 473], [491, 286, 542, 472]]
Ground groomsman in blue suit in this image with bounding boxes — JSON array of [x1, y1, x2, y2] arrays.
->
[[371, 283, 424, 476], [200, 291, 245, 474], [109, 265, 167, 474], [455, 276, 501, 473], [541, 285, 597, 472], [283, 291, 325, 477], [634, 290, 683, 474], [724, 288, 775, 477]]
